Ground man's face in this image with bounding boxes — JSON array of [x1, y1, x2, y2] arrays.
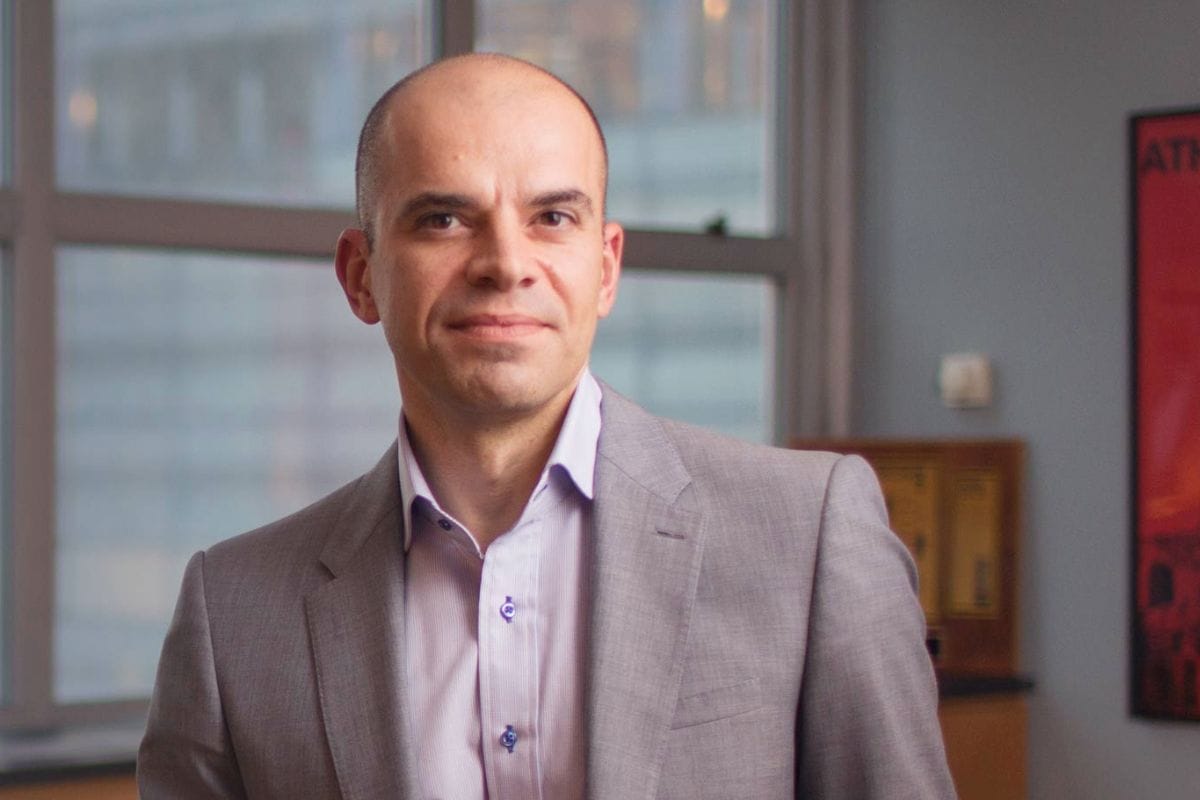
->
[[352, 62, 622, 424]]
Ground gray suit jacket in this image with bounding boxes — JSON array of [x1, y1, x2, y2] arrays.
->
[[138, 389, 955, 799]]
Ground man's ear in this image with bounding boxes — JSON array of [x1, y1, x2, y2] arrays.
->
[[335, 228, 381, 324], [596, 221, 624, 318]]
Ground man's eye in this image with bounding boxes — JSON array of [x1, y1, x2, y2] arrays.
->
[[421, 213, 457, 229], [540, 210, 569, 227]]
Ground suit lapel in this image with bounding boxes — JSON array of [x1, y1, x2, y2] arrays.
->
[[304, 445, 422, 800], [587, 390, 706, 800]]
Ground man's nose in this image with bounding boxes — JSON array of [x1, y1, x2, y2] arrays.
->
[[466, 219, 537, 291]]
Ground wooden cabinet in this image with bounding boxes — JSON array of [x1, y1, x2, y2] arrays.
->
[[0, 773, 134, 799], [939, 692, 1029, 800]]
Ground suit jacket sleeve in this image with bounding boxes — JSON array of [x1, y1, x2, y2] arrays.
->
[[138, 551, 248, 799], [796, 455, 956, 799]]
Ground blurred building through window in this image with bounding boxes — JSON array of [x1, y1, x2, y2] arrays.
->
[[56, 0, 431, 206], [479, 0, 776, 235], [592, 271, 774, 444], [54, 247, 399, 700]]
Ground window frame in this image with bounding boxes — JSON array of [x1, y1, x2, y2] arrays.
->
[[0, 0, 853, 734]]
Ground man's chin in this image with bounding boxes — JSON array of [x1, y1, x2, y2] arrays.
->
[[446, 367, 577, 421]]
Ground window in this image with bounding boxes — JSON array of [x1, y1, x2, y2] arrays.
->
[[54, 248, 396, 702], [2, 0, 849, 764]]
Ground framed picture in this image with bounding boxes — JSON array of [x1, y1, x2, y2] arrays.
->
[[1130, 107, 1200, 721]]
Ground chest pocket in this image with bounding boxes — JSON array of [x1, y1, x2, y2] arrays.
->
[[670, 678, 762, 729]]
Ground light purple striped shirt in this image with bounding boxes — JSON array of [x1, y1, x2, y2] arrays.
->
[[398, 372, 600, 800]]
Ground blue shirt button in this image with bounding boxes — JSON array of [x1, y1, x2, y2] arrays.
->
[[500, 725, 518, 753], [500, 596, 517, 623], [437, 518, 452, 531]]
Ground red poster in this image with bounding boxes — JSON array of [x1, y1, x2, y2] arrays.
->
[[1132, 109, 1200, 720]]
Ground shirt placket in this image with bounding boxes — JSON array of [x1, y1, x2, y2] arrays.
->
[[478, 516, 541, 800]]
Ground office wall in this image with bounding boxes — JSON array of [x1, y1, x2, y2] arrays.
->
[[856, 2, 1200, 797]]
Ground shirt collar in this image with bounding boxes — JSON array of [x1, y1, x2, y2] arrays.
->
[[396, 369, 603, 551]]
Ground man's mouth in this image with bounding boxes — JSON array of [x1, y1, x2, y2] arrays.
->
[[447, 314, 550, 340]]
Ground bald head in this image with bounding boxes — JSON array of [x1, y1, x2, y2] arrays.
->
[[354, 53, 609, 249]]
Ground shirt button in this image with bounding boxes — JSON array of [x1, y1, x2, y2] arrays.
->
[[437, 518, 452, 531], [500, 596, 517, 623], [500, 725, 518, 753]]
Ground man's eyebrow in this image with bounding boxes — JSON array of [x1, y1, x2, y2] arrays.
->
[[397, 192, 475, 219], [530, 189, 594, 216]]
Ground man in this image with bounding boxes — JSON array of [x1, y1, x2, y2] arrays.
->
[[139, 54, 955, 799]]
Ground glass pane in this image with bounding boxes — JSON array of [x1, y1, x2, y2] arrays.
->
[[56, 0, 432, 206], [54, 247, 399, 702], [592, 271, 775, 443], [478, 0, 778, 236]]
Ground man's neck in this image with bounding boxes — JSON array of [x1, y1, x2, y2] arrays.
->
[[402, 391, 575, 552]]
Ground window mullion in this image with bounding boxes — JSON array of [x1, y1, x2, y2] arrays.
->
[[53, 194, 356, 259], [438, 0, 474, 58], [777, 0, 806, 443], [9, 0, 59, 717], [622, 229, 794, 279]]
